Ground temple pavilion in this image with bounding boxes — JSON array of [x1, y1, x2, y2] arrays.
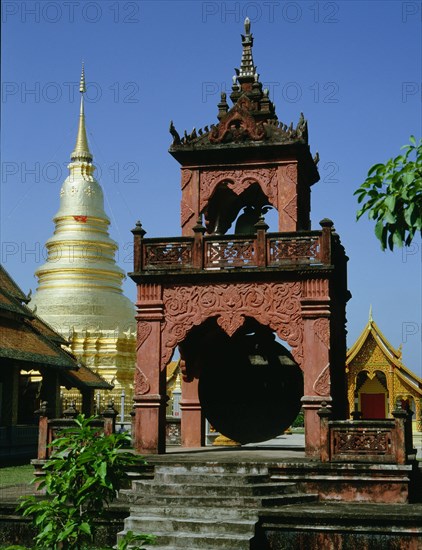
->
[[0, 264, 111, 461], [346, 311, 422, 431]]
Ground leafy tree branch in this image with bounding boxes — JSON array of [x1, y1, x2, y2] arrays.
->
[[355, 136, 421, 250]]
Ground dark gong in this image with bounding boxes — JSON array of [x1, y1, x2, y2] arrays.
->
[[197, 323, 303, 444]]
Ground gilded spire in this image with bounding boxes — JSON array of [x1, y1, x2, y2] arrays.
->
[[369, 304, 373, 323], [71, 63, 93, 162]]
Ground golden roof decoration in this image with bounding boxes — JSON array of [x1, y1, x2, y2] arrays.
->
[[347, 313, 422, 394], [71, 62, 93, 163]]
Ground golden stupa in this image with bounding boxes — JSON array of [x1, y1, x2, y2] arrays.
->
[[29, 65, 136, 415]]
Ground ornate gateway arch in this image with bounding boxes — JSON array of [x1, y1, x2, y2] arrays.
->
[[130, 20, 350, 456]]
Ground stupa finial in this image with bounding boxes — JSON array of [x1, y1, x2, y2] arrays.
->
[[79, 61, 86, 94], [71, 62, 93, 162]]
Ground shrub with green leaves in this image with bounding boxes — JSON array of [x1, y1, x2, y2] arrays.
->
[[18, 414, 155, 550], [355, 136, 421, 251]]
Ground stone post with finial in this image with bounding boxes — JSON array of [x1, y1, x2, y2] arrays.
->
[[35, 401, 50, 461], [102, 400, 118, 436]]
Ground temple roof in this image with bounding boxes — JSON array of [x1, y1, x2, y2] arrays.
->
[[62, 362, 111, 389], [166, 360, 180, 383], [169, 19, 314, 159], [0, 264, 112, 389], [347, 314, 422, 395], [0, 265, 29, 303]]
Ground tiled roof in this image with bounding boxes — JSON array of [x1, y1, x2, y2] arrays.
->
[[29, 315, 67, 344], [0, 319, 75, 367], [62, 363, 112, 389], [0, 264, 113, 389], [0, 265, 29, 302], [0, 291, 32, 317]]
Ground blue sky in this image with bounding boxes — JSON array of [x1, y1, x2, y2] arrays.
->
[[1, 1, 421, 374]]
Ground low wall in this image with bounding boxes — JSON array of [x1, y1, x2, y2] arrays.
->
[[259, 502, 422, 550], [269, 461, 421, 504]]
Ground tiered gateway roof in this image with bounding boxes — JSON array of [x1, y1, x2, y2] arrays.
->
[[169, 18, 312, 155]]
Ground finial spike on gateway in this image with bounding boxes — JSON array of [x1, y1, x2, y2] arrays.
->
[[244, 17, 251, 34]]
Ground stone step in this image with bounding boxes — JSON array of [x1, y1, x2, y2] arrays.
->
[[118, 529, 253, 549], [152, 472, 269, 485], [127, 467, 154, 482], [259, 493, 319, 507], [131, 480, 293, 497], [125, 516, 257, 536], [151, 463, 270, 476], [120, 462, 318, 549], [125, 491, 316, 508], [120, 504, 259, 520]]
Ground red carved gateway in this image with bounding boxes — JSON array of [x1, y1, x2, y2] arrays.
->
[[130, 19, 350, 456]]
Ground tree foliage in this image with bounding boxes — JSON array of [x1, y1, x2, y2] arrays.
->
[[18, 415, 155, 550], [355, 136, 422, 250]]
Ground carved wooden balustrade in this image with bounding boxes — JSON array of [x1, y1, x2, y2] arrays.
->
[[318, 403, 416, 464], [134, 219, 335, 273]]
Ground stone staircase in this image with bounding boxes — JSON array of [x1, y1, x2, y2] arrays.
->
[[117, 461, 317, 549]]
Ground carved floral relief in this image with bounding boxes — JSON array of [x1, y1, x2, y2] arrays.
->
[[135, 367, 150, 395], [313, 363, 331, 396], [181, 169, 192, 190], [181, 200, 195, 227], [136, 322, 152, 351], [160, 282, 303, 369], [314, 318, 330, 349], [199, 168, 278, 213], [135, 321, 152, 395]]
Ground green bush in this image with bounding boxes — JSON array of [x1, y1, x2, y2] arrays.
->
[[291, 410, 304, 428], [18, 415, 155, 550]]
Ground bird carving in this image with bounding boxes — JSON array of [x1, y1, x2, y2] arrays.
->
[[169, 120, 181, 145]]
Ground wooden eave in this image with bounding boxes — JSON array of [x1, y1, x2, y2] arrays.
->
[[170, 142, 319, 185], [61, 363, 112, 390], [0, 346, 75, 369]]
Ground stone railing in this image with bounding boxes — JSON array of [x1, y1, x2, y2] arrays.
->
[[318, 402, 416, 464], [133, 219, 336, 273], [35, 401, 118, 461]]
